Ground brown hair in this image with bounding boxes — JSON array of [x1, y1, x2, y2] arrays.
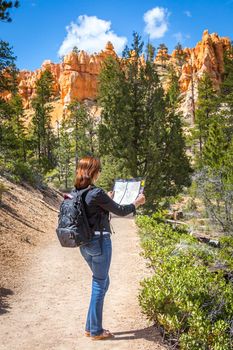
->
[[74, 156, 101, 189]]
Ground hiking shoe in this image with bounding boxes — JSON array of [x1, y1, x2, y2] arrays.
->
[[91, 329, 115, 340]]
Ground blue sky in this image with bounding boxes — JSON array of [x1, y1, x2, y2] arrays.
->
[[1, 0, 233, 71]]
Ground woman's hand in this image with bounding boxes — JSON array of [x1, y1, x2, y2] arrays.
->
[[107, 191, 115, 199], [133, 193, 146, 208]]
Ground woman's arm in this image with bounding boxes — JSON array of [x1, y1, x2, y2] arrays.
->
[[94, 188, 140, 216]]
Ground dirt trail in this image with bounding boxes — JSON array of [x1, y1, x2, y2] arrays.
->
[[0, 217, 167, 350]]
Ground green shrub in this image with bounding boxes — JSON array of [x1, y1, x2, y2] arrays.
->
[[1, 160, 42, 186], [0, 180, 8, 202], [13, 161, 38, 185], [184, 197, 197, 211], [218, 236, 233, 271], [137, 214, 233, 349]]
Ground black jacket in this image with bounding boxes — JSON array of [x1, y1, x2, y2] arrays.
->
[[82, 186, 136, 233]]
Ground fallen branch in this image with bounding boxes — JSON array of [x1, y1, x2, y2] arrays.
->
[[38, 199, 59, 213], [165, 219, 189, 226]]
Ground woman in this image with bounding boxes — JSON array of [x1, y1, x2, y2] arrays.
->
[[75, 156, 145, 340]]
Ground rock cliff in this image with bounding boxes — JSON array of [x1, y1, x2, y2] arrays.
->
[[178, 30, 230, 121], [15, 31, 232, 123], [18, 41, 116, 110]]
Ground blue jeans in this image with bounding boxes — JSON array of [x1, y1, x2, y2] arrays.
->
[[79, 235, 112, 336]]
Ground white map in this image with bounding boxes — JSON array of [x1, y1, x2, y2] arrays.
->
[[113, 179, 144, 205]]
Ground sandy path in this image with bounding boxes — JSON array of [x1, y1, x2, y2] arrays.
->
[[0, 217, 166, 350]]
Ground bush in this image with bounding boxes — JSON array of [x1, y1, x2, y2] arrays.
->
[[137, 214, 233, 349], [195, 168, 233, 235], [0, 180, 8, 202], [0, 160, 43, 186], [184, 197, 197, 211]]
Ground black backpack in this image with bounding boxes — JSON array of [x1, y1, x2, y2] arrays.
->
[[56, 187, 93, 247]]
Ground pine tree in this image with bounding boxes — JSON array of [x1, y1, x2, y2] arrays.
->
[[193, 73, 218, 164], [146, 42, 156, 62], [31, 69, 55, 173], [174, 42, 187, 69], [187, 55, 196, 125], [222, 136, 233, 185], [220, 43, 233, 141], [67, 100, 97, 168], [157, 43, 168, 52], [0, 40, 21, 170], [98, 56, 128, 159], [0, 101, 17, 166], [203, 118, 229, 169], [8, 93, 27, 161], [166, 65, 180, 108], [194, 55, 233, 233], [98, 33, 191, 209], [157, 43, 169, 68], [174, 42, 183, 51], [72, 46, 80, 54], [164, 65, 192, 194], [0, 0, 19, 22], [0, 40, 18, 93], [57, 118, 73, 189]]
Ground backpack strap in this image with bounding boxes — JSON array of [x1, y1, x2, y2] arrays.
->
[[75, 187, 91, 195], [74, 186, 94, 201], [73, 187, 90, 211], [73, 186, 94, 242]]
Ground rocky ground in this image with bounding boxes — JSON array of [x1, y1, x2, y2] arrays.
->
[[0, 176, 61, 295]]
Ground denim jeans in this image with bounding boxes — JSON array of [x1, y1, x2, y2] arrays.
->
[[79, 234, 112, 336]]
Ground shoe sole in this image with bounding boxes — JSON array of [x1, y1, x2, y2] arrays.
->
[[91, 335, 114, 341], [85, 330, 114, 340]]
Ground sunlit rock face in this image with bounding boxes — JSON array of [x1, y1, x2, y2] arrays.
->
[[17, 41, 117, 110], [12, 32, 232, 124], [177, 30, 231, 121]]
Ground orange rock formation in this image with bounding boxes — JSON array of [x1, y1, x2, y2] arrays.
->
[[15, 31, 231, 122], [179, 30, 230, 92], [18, 42, 117, 109]]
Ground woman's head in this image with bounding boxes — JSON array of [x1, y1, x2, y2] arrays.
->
[[74, 156, 101, 189]]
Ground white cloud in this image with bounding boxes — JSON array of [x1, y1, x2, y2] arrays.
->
[[58, 15, 127, 57], [184, 10, 192, 17], [173, 32, 183, 43], [172, 32, 191, 44], [143, 7, 169, 39]]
